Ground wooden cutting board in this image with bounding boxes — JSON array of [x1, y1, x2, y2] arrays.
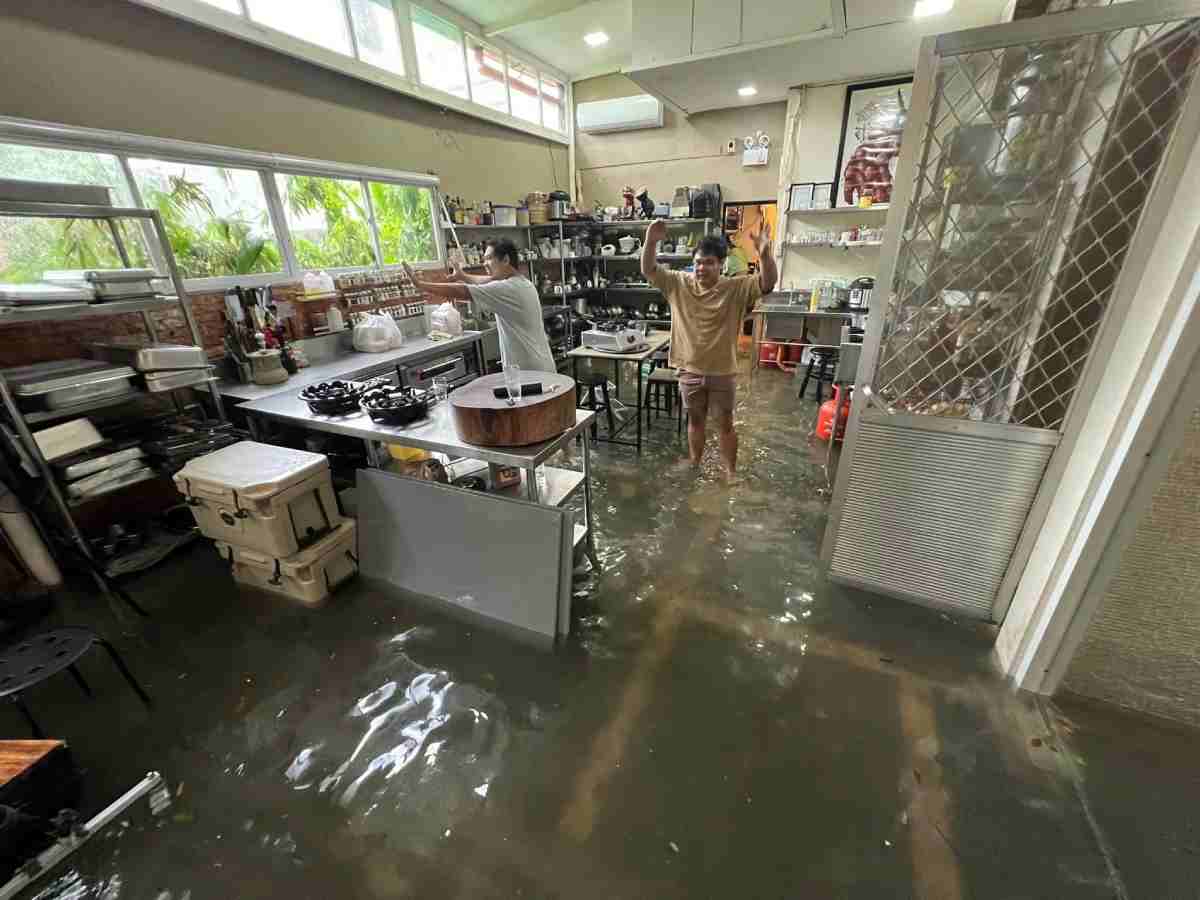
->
[[451, 372, 576, 446]]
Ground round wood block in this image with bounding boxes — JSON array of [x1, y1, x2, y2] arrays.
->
[[450, 372, 577, 447]]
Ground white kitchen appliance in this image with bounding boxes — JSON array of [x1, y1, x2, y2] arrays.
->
[[581, 325, 646, 353]]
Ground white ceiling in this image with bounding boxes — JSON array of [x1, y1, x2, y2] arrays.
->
[[630, 0, 1012, 114], [437, 0, 1011, 109]]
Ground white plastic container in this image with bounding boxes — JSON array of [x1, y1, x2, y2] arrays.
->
[[174, 441, 343, 557], [215, 519, 357, 607]]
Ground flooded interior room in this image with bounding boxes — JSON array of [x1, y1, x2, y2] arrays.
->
[[2, 1, 1200, 897]]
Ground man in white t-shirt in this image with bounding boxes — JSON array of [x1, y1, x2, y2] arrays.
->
[[405, 239, 556, 374]]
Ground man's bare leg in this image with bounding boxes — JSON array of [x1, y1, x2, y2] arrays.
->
[[687, 409, 707, 466], [716, 412, 737, 477]]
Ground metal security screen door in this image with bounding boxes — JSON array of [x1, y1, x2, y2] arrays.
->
[[823, 3, 1200, 621]]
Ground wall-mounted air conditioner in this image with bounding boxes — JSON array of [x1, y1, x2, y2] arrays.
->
[[576, 94, 664, 134]]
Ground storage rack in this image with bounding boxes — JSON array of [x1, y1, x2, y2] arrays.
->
[[444, 218, 705, 355], [0, 198, 226, 598], [778, 204, 889, 291]]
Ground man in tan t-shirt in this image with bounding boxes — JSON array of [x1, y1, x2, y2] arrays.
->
[[642, 218, 776, 476]]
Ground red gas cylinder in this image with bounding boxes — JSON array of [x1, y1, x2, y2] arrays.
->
[[815, 385, 851, 441], [759, 342, 780, 365]]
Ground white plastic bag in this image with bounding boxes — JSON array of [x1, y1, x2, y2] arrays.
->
[[430, 302, 463, 337], [353, 313, 402, 353]]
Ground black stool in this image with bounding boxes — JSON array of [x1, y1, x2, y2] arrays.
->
[[799, 348, 839, 403], [577, 372, 615, 438], [0, 627, 152, 737], [643, 368, 686, 437]]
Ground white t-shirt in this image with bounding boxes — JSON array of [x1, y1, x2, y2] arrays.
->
[[467, 276, 557, 373]]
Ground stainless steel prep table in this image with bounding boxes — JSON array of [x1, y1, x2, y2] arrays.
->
[[567, 330, 671, 454], [750, 306, 867, 378], [240, 390, 598, 639], [214, 330, 492, 405]]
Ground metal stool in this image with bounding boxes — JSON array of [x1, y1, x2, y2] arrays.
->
[[643, 367, 686, 436], [799, 348, 840, 403], [0, 627, 151, 738], [577, 372, 615, 438]]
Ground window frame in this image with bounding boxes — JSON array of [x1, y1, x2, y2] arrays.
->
[[126, 0, 571, 143], [0, 116, 445, 293]]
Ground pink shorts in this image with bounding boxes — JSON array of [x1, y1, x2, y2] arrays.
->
[[678, 371, 736, 417]]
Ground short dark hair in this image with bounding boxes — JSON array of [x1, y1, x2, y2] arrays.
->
[[694, 235, 728, 262], [487, 238, 520, 268]]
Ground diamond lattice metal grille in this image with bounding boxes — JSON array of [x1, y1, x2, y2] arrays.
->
[[874, 20, 1200, 430]]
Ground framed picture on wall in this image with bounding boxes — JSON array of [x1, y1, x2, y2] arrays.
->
[[813, 182, 833, 210], [788, 182, 815, 212], [833, 76, 913, 208]]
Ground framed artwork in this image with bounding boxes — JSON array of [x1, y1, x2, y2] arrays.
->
[[833, 77, 913, 208], [813, 182, 833, 209], [788, 182, 815, 212]]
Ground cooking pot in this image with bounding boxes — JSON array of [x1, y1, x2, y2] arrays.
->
[[601, 244, 617, 257]]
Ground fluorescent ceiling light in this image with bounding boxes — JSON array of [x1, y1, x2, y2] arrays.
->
[[738, 85, 758, 97], [583, 31, 609, 47], [913, 0, 953, 16]]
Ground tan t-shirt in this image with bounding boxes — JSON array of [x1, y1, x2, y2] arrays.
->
[[647, 268, 762, 375]]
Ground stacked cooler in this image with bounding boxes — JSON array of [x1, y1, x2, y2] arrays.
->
[[174, 441, 357, 606]]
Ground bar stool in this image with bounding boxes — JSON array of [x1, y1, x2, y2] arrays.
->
[[577, 372, 615, 438], [799, 348, 840, 403], [0, 627, 152, 737], [644, 369, 690, 437]]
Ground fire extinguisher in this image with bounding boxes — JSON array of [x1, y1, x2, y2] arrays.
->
[[815, 385, 852, 442]]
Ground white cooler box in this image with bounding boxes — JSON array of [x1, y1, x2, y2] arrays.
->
[[174, 441, 343, 557], [216, 520, 357, 607]]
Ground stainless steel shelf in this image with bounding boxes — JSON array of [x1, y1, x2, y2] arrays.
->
[[601, 254, 694, 262], [787, 205, 890, 216], [441, 222, 526, 230], [498, 465, 585, 508], [0, 296, 181, 324], [785, 241, 884, 250], [603, 286, 660, 294], [595, 218, 712, 227], [20, 391, 147, 425]]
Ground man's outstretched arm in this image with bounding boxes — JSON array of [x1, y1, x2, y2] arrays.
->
[[642, 219, 668, 281], [403, 262, 471, 301], [756, 223, 777, 296]]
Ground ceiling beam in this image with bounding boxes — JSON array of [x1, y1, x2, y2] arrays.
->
[[483, 0, 595, 36]]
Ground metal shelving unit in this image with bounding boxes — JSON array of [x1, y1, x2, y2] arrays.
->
[[0, 197, 226, 599]]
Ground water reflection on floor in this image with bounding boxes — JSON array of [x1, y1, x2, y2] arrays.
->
[[8, 371, 1142, 898]]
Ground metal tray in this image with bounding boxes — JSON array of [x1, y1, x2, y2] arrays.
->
[[90, 340, 209, 372], [143, 368, 216, 392], [43, 268, 159, 284], [2, 359, 138, 409], [0, 283, 94, 305]]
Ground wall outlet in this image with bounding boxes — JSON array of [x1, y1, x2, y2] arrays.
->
[[724, 138, 738, 155]]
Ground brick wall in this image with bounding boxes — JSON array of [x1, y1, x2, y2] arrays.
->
[[0, 273, 450, 369], [0, 291, 228, 369]]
